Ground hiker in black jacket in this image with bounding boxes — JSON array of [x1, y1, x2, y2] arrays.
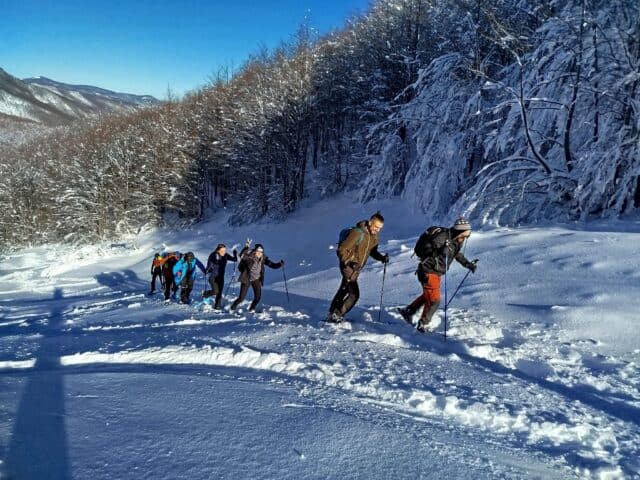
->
[[230, 243, 283, 313], [203, 243, 238, 309], [398, 217, 477, 332]]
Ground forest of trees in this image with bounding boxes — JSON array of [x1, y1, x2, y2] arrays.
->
[[1, 0, 638, 249]]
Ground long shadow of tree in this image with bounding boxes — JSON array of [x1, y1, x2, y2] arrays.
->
[[5, 288, 71, 480]]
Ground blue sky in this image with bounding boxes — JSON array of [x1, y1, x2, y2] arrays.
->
[[0, 0, 370, 99]]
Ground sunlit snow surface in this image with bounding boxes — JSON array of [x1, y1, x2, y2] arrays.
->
[[1, 196, 639, 479]]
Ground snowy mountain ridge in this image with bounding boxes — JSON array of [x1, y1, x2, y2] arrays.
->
[[0, 67, 157, 126]]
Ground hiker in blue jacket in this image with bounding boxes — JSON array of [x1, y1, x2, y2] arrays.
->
[[173, 251, 206, 304]]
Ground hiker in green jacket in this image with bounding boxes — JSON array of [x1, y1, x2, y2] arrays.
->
[[327, 212, 389, 323]]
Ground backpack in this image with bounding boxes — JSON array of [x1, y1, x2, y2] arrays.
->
[[414, 226, 445, 260], [338, 226, 364, 247]]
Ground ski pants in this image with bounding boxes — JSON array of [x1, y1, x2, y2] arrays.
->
[[204, 275, 225, 308], [151, 266, 163, 292], [231, 280, 262, 311], [163, 271, 179, 300], [408, 272, 441, 324], [329, 275, 360, 317], [179, 276, 194, 303]]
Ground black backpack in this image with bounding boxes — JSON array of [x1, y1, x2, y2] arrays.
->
[[414, 226, 444, 260]]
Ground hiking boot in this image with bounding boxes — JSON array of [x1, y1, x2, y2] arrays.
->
[[416, 321, 430, 333], [397, 307, 414, 324], [326, 312, 344, 323]]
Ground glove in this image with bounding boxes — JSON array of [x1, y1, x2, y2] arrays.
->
[[233, 249, 238, 256], [244, 238, 252, 248], [469, 259, 478, 273], [382, 254, 390, 264], [280, 259, 285, 267]]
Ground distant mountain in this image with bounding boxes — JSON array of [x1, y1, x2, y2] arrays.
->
[[0, 67, 158, 127]]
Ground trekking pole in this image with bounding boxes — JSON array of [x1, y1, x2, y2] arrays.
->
[[225, 263, 237, 297], [444, 248, 449, 341], [377, 261, 387, 323], [226, 242, 245, 297], [282, 265, 290, 303], [446, 268, 473, 309]]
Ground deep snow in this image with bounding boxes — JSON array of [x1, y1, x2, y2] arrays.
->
[[1, 196, 639, 479]]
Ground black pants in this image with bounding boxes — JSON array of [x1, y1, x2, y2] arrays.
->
[[231, 280, 262, 311], [329, 276, 360, 317], [179, 276, 195, 303], [150, 267, 163, 292], [163, 272, 179, 300], [204, 275, 224, 308]]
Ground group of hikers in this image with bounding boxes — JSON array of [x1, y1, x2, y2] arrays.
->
[[148, 212, 478, 332], [149, 241, 284, 313]]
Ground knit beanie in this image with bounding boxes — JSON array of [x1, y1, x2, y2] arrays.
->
[[452, 216, 471, 231]]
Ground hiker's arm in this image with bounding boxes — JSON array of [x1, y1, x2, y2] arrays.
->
[[455, 251, 476, 271], [265, 256, 283, 269], [196, 259, 206, 274], [369, 244, 386, 262]]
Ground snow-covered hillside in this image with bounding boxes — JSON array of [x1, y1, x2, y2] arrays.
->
[[0, 68, 156, 126], [1, 196, 639, 479]]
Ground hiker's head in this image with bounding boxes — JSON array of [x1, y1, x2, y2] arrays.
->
[[216, 243, 226, 256], [452, 216, 472, 242], [368, 211, 384, 235], [254, 244, 264, 258], [185, 251, 195, 262]]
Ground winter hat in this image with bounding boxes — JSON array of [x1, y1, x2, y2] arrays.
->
[[452, 216, 471, 231], [254, 244, 264, 253]]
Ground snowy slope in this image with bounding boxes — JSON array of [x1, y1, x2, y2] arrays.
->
[[0, 68, 156, 127], [1, 196, 639, 479]]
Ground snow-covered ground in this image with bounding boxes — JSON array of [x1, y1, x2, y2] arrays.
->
[[1, 196, 639, 479]]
